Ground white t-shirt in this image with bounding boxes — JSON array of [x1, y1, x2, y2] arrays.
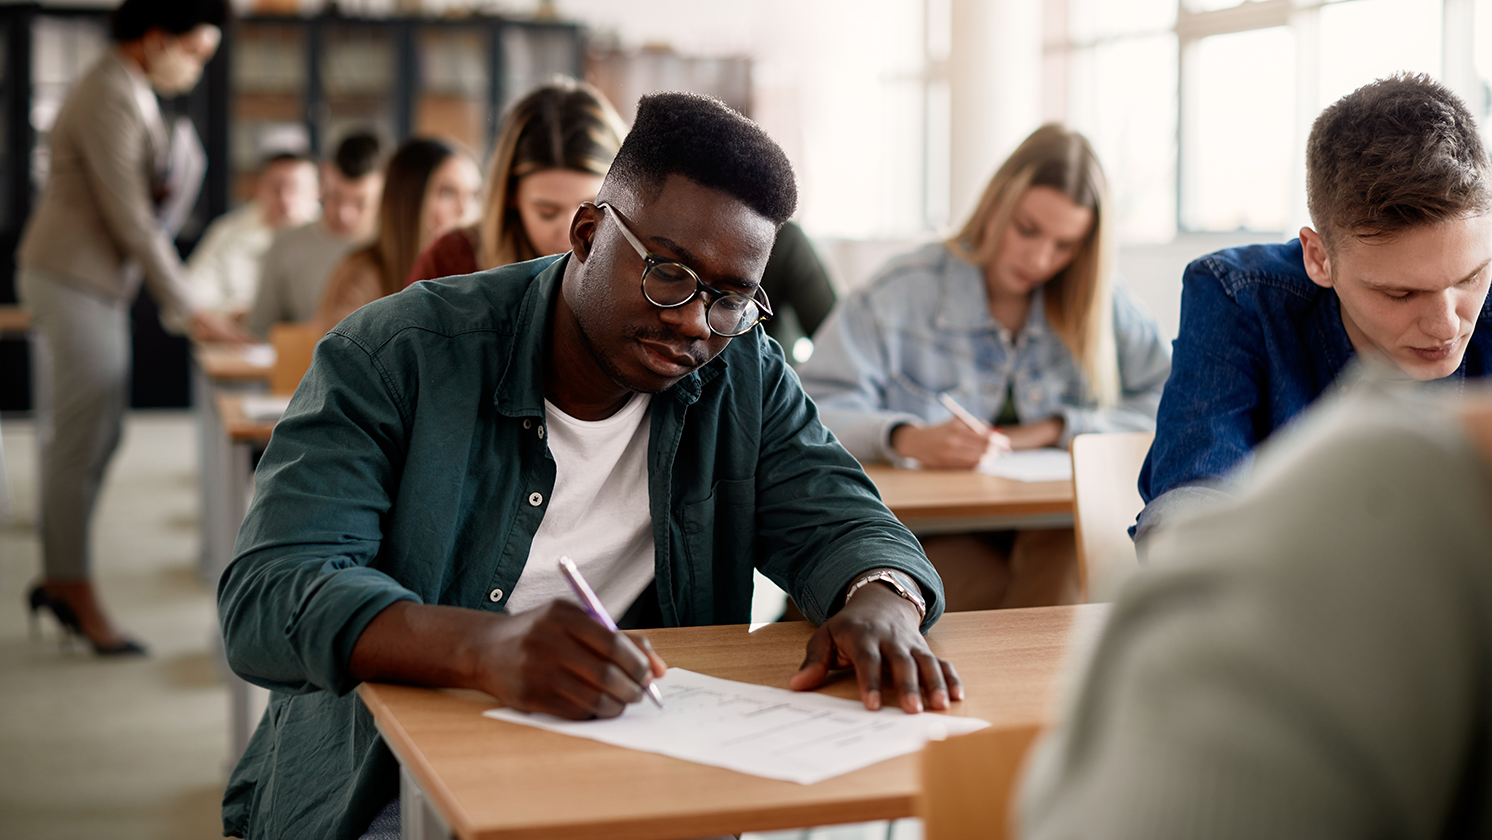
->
[[505, 393, 656, 617]]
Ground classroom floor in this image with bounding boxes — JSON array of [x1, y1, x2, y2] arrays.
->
[[0, 411, 923, 840]]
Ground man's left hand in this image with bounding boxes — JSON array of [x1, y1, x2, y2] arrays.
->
[[788, 584, 963, 713]]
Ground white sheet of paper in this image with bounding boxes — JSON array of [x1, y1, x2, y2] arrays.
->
[[241, 395, 292, 421], [978, 447, 1072, 482], [241, 344, 277, 368], [483, 668, 989, 785]]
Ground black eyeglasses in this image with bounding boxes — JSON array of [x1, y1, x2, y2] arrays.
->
[[593, 202, 773, 338]]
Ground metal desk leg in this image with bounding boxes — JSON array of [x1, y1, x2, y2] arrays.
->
[[401, 763, 453, 840]]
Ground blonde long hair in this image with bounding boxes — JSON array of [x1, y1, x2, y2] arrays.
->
[[476, 78, 626, 269], [948, 124, 1118, 406]]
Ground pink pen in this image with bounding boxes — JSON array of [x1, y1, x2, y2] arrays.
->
[[558, 556, 665, 709]]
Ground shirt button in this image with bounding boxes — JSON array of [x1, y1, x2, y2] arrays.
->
[[489, 588, 503, 602], [537, 425, 545, 439], [522, 419, 533, 429], [528, 492, 543, 506]]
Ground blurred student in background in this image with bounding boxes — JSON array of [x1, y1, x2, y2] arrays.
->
[[798, 124, 1170, 609], [315, 137, 479, 331], [247, 131, 384, 339], [187, 149, 318, 322], [17, 0, 241, 657], [406, 78, 624, 285]]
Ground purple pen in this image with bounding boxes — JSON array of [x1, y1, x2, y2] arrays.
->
[[558, 556, 665, 709]]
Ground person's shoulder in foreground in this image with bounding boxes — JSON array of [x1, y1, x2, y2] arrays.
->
[[1136, 72, 1492, 542], [219, 90, 957, 840], [1021, 373, 1492, 839]]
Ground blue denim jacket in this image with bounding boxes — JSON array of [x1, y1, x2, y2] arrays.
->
[[218, 255, 941, 840], [798, 243, 1171, 461], [1136, 240, 1492, 539]]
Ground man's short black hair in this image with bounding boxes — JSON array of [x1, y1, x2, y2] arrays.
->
[[607, 92, 797, 225], [332, 131, 383, 181], [111, 0, 230, 43]]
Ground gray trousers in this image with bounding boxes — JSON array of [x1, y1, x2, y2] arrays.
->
[[17, 267, 131, 580]]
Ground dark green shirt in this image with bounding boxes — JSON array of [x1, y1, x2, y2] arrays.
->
[[218, 255, 943, 840]]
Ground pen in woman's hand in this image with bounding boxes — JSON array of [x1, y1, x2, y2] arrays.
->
[[558, 556, 665, 709]]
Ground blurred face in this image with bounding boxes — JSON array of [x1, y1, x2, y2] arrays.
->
[[1301, 214, 1492, 380], [320, 165, 382, 241], [420, 155, 482, 250], [256, 159, 319, 230], [986, 185, 1094, 301], [143, 24, 220, 95], [515, 168, 605, 256]]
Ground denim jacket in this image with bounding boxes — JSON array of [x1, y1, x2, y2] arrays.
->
[[797, 243, 1171, 462], [1135, 240, 1492, 540], [217, 255, 942, 840]]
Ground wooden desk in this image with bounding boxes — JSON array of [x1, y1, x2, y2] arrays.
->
[[208, 391, 280, 768], [359, 604, 1107, 840], [862, 464, 1074, 533], [193, 341, 274, 381], [193, 343, 273, 579], [0, 304, 30, 337]]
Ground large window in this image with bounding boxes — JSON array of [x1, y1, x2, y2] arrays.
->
[[1056, 0, 1492, 241]]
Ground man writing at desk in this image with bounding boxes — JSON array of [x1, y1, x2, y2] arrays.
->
[[219, 92, 960, 840]]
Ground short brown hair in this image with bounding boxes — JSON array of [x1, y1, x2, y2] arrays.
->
[[1307, 73, 1492, 250]]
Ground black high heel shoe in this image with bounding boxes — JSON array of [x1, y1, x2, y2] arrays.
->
[[24, 584, 148, 657]]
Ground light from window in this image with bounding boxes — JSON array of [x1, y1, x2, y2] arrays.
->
[[1068, 33, 1179, 243], [1318, 0, 1442, 109], [1474, 0, 1492, 151], [1068, 0, 1175, 41], [1184, 26, 1295, 232]]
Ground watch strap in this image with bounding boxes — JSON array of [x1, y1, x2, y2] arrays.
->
[[844, 568, 927, 623]]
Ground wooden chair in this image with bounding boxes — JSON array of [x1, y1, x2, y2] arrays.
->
[[919, 723, 1042, 840], [1070, 431, 1154, 602], [267, 322, 320, 396]]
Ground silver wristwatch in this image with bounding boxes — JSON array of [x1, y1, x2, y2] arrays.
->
[[843, 568, 927, 623]]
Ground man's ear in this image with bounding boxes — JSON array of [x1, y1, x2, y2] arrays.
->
[[569, 202, 600, 262], [1299, 226, 1333, 289]]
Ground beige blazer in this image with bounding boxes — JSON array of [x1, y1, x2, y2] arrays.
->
[[17, 50, 199, 322]]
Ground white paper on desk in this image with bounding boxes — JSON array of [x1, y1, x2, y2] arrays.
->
[[241, 395, 292, 420], [484, 668, 989, 785], [978, 448, 1072, 482], [241, 344, 277, 368]]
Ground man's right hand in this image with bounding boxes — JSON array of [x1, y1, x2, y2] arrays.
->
[[891, 418, 1011, 469], [474, 600, 666, 719], [349, 600, 666, 721]]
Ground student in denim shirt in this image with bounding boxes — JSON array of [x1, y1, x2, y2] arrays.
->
[[800, 125, 1170, 609], [1136, 74, 1492, 545], [219, 93, 960, 840]]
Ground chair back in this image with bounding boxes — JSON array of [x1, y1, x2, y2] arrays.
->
[[1070, 431, 1154, 602], [919, 723, 1042, 840], [268, 322, 320, 396]]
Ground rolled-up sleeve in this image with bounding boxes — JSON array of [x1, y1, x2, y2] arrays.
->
[[217, 332, 419, 696]]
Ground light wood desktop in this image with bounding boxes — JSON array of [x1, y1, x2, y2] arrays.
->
[[193, 340, 273, 381], [0, 303, 31, 336], [860, 463, 1074, 533], [358, 604, 1107, 840]]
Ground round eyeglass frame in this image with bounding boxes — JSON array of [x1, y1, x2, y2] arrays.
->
[[593, 201, 773, 337]]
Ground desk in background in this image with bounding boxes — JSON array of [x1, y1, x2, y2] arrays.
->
[[861, 463, 1073, 533], [192, 342, 272, 584], [360, 604, 1107, 840]]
